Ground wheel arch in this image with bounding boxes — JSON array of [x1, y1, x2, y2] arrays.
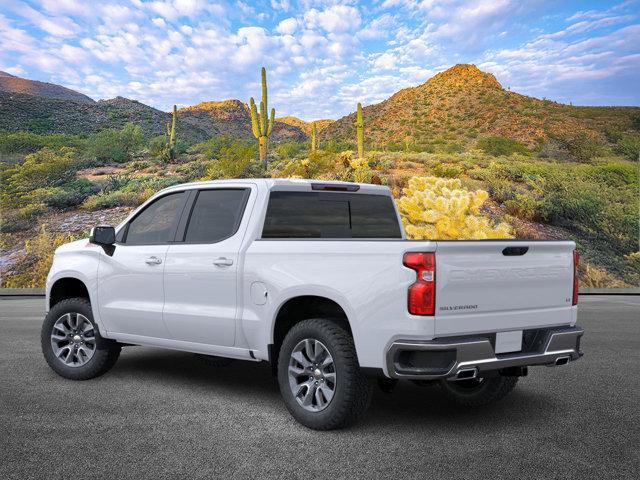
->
[[49, 277, 90, 309], [269, 295, 354, 371]]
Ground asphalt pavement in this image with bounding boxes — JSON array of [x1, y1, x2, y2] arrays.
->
[[1, 296, 638, 479]]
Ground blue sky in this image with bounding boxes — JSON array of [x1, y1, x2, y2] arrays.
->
[[0, 0, 638, 120]]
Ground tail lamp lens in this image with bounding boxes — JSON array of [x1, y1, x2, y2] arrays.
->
[[572, 250, 580, 306], [403, 252, 436, 315]]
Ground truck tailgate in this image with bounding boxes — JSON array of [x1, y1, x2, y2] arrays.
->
[[434, 241, 576, 336]]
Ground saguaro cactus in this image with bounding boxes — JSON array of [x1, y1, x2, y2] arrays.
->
[[355, 102, 364, 160], [165, 104, 177, 161], [250, 67, 275, 166], [310, 122, 317, 152]]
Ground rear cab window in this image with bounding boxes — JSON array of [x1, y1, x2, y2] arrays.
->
[[262, 191, 402, 239]]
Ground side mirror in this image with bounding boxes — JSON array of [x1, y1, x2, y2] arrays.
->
[[90, 225, 116, 246]]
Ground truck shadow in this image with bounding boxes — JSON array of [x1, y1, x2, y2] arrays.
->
[[112, 347, 559, 431]]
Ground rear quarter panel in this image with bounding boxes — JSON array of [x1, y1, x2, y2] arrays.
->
[[241, 240, 436, 368]]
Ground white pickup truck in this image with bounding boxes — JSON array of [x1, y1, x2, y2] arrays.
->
[[42, 179, 583, 429]]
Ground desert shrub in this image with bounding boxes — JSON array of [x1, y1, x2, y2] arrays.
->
[[277, 151, 337, 179], [615, 133, 640, 160], [192, 136, 253, 159], [148, 135, 167, 157], [475, 157, 638, 254], [275, 141, 306, 160], [103, 174, 133, 192], [504, 194, 539, 220], [322, 139, 353, 153], [30, 178, 99, 209], [174, 160, 206, 182], [396, 176, 513, 239], [432, 163, 463, 178], [555, 132, 603, 162], [477, 136, 529, 156], [1, 227, 77, 288], [88, 123, 144, 162], [202, 140, 256, 179], [579, 263, 628, 288], [27, 117, 54, 134], [0, 203, 47, 232], [0, 131, 87, 154], [0, 147, 80, 209], [82, 190, 147, 210]]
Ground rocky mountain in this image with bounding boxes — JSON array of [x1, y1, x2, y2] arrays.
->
[[0, 71, 94, 104], [179, 100, 306, 142], [0, 73, 305, 143], [277, 116, 334, 135], [0, 91, 205, 140], [321, 64, 640, 148]]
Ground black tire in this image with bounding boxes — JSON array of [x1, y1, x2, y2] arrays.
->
[[439, 376, 518, 407], [277, 318, 372, 430], [41, 298, 121, 381]]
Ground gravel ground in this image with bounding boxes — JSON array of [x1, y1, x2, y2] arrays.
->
[[1, 296, 638, 479]]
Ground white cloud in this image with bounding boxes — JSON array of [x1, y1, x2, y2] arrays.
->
[[9, 2, 80, 37], [305, 5, 361, 33], [276, 17, 298, 35], [271, 0, 290, 11], [152, 17, 166, 28]]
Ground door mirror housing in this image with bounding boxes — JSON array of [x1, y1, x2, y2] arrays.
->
[[90, 225, 116, 246]]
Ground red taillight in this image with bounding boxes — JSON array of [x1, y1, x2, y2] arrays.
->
[[403, 252, 436, 316], [572, 250, 580, 306]]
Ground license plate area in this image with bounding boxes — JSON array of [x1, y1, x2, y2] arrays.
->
[[495, 330, 523, 354]]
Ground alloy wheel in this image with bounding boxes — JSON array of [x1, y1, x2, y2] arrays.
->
[[288, 339, 336, 412], [50, 313, 96, 367]]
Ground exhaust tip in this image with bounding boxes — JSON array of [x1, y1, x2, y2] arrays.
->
[[455, 367, 478, 380], [555, 356, 570, 366]]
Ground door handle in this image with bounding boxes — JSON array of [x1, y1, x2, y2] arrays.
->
[[213, 257, 234, 267], [145, 256, 162, 265]]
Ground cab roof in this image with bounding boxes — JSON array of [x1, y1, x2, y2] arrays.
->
[[161, 178, 392, 196]]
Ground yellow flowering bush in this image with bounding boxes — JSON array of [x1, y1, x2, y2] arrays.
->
[[397, 176, 513, 239]]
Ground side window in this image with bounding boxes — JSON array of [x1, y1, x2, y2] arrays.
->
[[182, 189, 249, 243], [124, 192, 185, 245]]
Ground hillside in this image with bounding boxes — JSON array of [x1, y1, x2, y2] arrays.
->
[[321, 64, 640, 149], [0, 92, 305, 143], [179, 100, 306, 142], [277, 116, 334, 135], [0, 71, 94, 104]]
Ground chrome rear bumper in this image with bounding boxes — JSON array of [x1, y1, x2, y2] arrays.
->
[[386, 326, 584, 380]]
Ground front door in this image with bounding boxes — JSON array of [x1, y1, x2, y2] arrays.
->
[[163, 187, 252, 347], [98, 191, 187, 338]]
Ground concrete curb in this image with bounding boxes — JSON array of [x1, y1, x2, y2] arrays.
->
[[0, 288, 45, 296], [1, 287, 638, 297]]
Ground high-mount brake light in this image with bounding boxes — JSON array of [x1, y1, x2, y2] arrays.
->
[[311, 183, 360, 192], [403, 252, 436, 316], [572, 249, 580, 306]]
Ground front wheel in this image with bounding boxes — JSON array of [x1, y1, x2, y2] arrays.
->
[[41, 298, 121, 380], [439, 376, 518, 407], [277, 319, 372, 430]]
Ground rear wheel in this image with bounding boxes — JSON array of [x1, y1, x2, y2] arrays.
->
[[277, 318, 372, 430], [439, 376, 518, 407], [41, 298, 121, 380]]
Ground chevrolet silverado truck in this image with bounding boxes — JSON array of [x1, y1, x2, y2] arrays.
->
[[42, 179, 583, 430]]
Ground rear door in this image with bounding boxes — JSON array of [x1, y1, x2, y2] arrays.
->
[[434, 241, 575, 336], [162, 186, 253, 347]]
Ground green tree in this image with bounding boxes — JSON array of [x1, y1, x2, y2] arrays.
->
[[88, 123, 143, 162]]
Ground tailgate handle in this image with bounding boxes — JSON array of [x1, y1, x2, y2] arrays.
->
[[502, 246, 529, 256]]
